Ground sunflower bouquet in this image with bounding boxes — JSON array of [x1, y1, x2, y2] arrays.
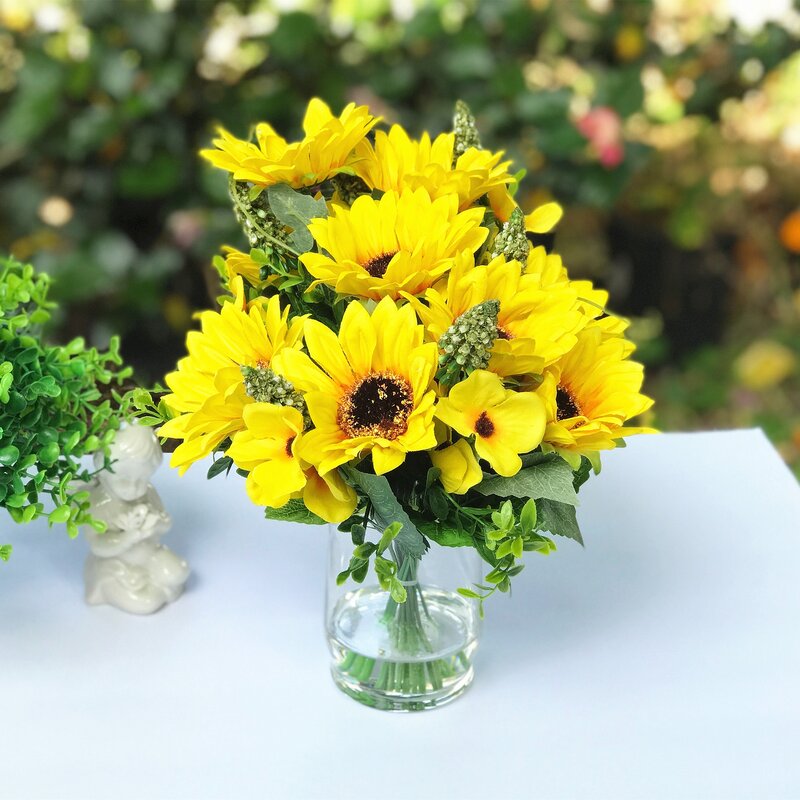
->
[[152, 99, 653, 710]]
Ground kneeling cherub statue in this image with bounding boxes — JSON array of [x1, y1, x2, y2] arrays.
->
[[84, 424, 189, 614]]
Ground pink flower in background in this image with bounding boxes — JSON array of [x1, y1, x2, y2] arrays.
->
[[577, 106, 625, 168]]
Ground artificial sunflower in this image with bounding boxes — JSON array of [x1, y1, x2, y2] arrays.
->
[[300, 188, 487, 300], [536, 325, 654, 467], [159, 294, 305, 474], [227, 404, 356, 523], [354, 125, 513, 210], [200, 98, 378, 189], [273, 297, 438, 476], [413, 252, 585, 377], [434, 370, 546, 477]]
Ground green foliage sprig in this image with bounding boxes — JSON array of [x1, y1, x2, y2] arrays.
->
[[0, 255, 133, 560]]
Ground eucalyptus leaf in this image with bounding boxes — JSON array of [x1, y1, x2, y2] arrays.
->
[[266, 184, 327, 253], [342, 466, 428, 559], [475, 458, 579, 506]]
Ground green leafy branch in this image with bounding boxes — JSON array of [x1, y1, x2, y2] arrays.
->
[[0, 254, 133, 558], [335, 519, 409, 603], [457, 498, 556, 616], [118, 385, 171, 428]]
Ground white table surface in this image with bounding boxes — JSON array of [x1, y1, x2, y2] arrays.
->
[[2, 429, 799, 800]]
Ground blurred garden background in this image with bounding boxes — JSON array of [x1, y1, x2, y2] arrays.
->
[[1, 0, 798, 474]]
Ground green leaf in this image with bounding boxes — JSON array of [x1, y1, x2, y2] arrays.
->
[[475, 459, 579, 506], [0, 445, 20, 466], [572, 456, 593, 491], [264, 498, 326, 526], [0, 544, 12, 562], [266, 184, 327, 253], [342, 467, 427, 559], [496, 539, 515, 559], [520, 498, 537, 533], [38, 441, 60, 465], [353, 542, 376, 559], [519, 451, 560, 468], [536, 498, 584, 545], [425, 466, 441, 490], [48, 505, 72, 525], [207, 456, 233, 480], [278, 275, 304, 289], [416, 521, 474, 549], [426, 486, 449, 520], [389, 577, 407, 604], [377, 521, 402, 554], [336, 569, 350, 586]]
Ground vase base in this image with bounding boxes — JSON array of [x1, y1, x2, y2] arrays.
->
[[331, 661, 474, 712]]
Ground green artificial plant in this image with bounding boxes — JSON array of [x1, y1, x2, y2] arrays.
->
[[0, 254, 132, 561]]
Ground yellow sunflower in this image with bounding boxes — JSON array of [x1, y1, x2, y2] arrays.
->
[[412, 252, 585, 377], [300, 188, 487, 300], [354, 125, 513, 210], [536, 326, 655, 467], [273, 297, 438, 476], [200, 98, 378, 189], [159, 294, 305, 474], [227, 404, 356, 523], [434, 370, 546, 477]]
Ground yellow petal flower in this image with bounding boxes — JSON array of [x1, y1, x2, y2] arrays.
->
[[435, 370, 546, 477], [302, 467, 357, 523], [247, 458, 307, 508], [431, 439, 482, 494], [228, 403, 356, 522], [200, 99, 379, 189], [300, 187, 487, 300]]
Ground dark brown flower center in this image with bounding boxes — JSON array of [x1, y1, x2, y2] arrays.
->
[[362, 251, 396, 278], [496, 326, 513, 341], [474, 411, 495, 438], [556, 385, 581, 421], [285, 435, 296, 457], [337, 371, 413, 440]]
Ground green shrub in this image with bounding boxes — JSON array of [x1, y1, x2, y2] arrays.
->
[[0, 254, 132, 560]]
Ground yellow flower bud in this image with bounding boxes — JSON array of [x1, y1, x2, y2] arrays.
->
[[431, 439, 483, 495]]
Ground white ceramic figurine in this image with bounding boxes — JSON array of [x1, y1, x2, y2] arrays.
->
[[84, 424, 189, 614]]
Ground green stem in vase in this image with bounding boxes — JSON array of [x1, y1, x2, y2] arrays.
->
[[337, 544, 473, 701]]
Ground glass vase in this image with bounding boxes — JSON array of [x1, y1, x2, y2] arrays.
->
[[325, 524, 483, 712]]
